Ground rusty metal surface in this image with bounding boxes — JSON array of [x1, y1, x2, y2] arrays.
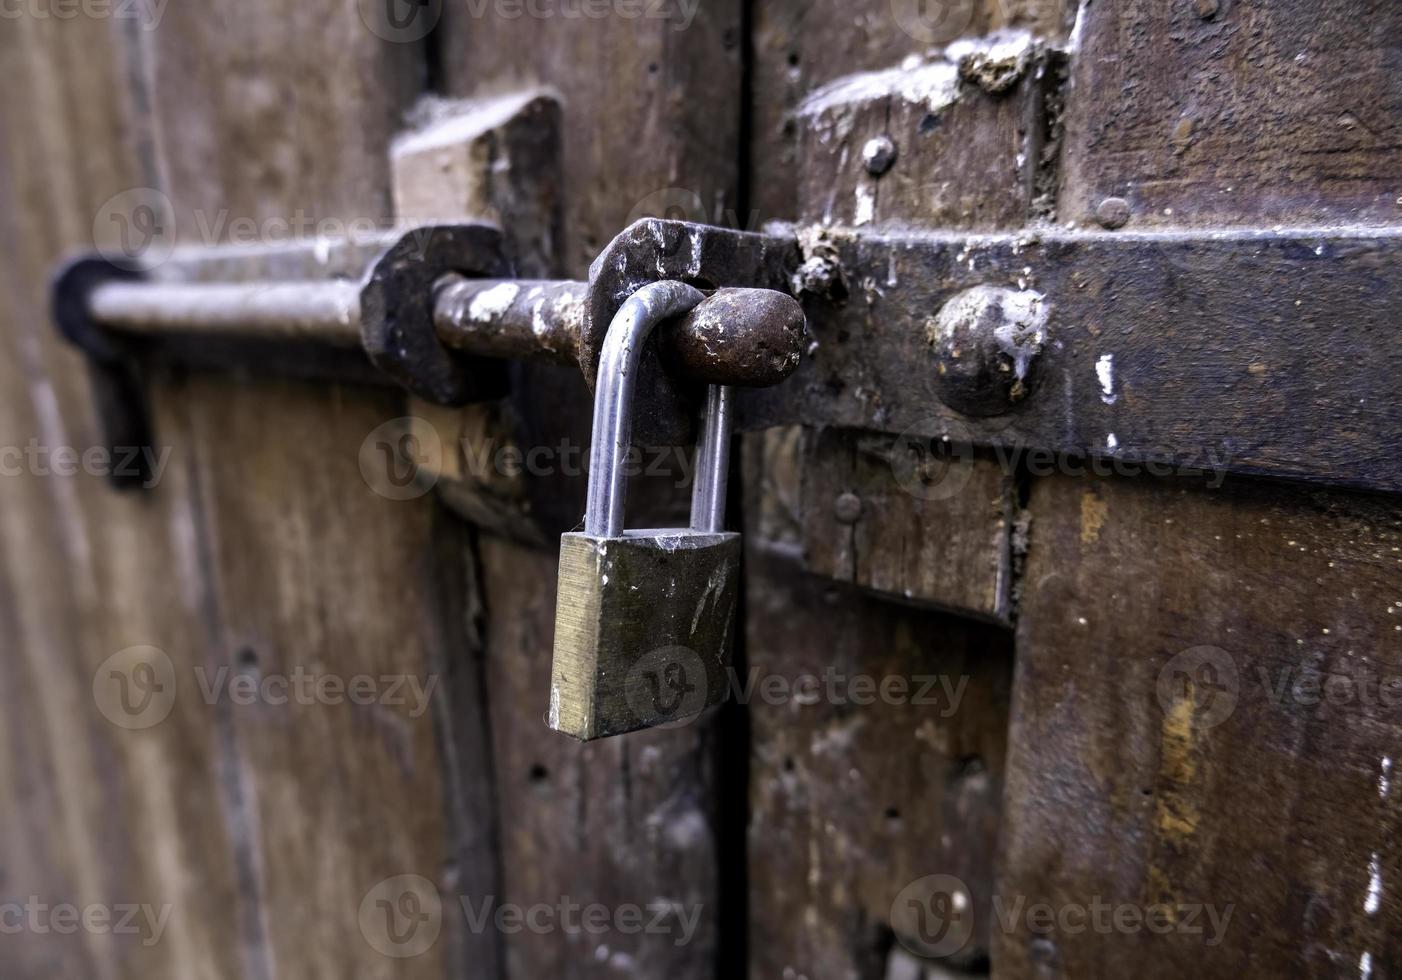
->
[[359, 222, 511, 404], [433, 278, 805, 388], [585, 218, 801, 444], [58, 218, 1402, 493], [742, 225, 1402, 494], [433, 275, 584, 363], [658, 288, 805, 388]]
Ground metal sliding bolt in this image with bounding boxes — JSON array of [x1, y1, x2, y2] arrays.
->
[[86, 275, 805, 389]]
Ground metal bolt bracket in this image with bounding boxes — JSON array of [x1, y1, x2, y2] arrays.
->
[[50, 256, 154, 490], [52, 219, 809, 489], [359, 223, 511, 404], [585, 218, 801, 444]]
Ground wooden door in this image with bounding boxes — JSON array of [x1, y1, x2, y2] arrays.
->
[[0, 1, 1397, 978]]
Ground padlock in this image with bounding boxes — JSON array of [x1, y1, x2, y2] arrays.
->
[[548, 280, 741, 741]]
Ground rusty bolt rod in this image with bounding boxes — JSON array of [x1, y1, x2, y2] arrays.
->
[[89, 275, 806, 388], [431, 276, 584, 364]]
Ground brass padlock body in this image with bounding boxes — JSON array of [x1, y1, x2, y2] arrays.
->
[[549, 528, 741, 740]]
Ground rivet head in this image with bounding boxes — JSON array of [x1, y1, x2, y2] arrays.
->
[[927, 285, 1049, 417], [862, 136, 898, 176], [1094, 196, 1132, 229], [834, 492, 863, 524]]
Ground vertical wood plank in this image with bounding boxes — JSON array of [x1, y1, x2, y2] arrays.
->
[[434, 2, 744, 977], [0, 14, 241, 980], [744, 3, 1067, 976], [1057, 0, 1402, 228], [1001, 475, 1402, 976], [1001, 0, 1402, 976]]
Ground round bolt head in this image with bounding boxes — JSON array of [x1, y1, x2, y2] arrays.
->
[[834, 492, 863, 524], [927, 285, 1049, 417], [862, 136, 898, 176], [1094, 196, 1132, 230]]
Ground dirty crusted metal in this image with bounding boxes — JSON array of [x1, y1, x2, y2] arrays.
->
[[743, 225, 1402, 495], [359, 223, 511, 404], [55, 222, 806, 488], [56, 219, 1402, 494], [585, 218, 800, 444], [433, 276, 805, 388], [49, 256, 153, 490]]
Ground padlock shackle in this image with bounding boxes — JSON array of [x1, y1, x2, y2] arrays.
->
[[586, 280, 734, 538], [689, 383, 733, 534]]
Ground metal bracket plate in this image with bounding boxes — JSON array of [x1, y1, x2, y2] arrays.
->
[[740, 226, 1402, 494], [585, 218, 800, 444]]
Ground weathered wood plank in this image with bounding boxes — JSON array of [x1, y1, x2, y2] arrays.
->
[[771, 28, 1047, 623], [998, 473, 1402, 976], [0, 14, 241, 980], [1058, 0, 1402, 229], [745, 549, 1014, 976], [999, 0, 1402, 976], [751, 0, 1073, 225], [744, 5, 1058, 976], [477, 536, 722, 978], [126, 4, 488, 978], [439, 0, 743, 276], [434, 3, 745, 977], [799, 428, 1017, 623], [793, 33, 1046, 231]]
